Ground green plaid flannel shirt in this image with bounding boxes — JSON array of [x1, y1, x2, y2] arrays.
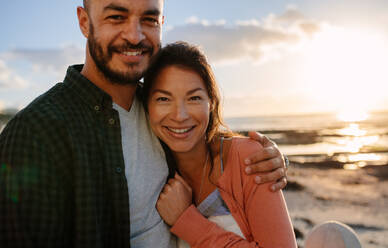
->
[[0, 65, 131, 248]]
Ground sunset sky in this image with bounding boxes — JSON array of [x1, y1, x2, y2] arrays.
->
[[1, 0, 388, 117]]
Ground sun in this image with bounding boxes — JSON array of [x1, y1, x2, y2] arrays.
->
[[337, 109, 369, 122], [300, 25, 388, 114]]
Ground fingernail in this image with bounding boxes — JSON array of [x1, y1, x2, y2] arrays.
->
[[245, 167, 252, 174], [255, 176, 261, 184], [245, 158, 251, 165], [271, 185, 276, 191]]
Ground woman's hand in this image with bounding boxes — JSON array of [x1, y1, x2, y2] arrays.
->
[[156, 173, 193, 226]]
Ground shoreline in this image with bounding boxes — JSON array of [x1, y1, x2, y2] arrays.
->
[[284, 163, 388, 248]]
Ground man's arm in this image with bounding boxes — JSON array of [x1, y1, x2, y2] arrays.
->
[[244, 131, 288, 191], [0, 115, 70, 247]]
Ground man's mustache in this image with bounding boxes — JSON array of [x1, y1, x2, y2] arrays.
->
[[111, 41, 153, 53]]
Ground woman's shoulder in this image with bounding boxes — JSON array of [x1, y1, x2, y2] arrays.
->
[[229, 136, 264, 158], [221, 136, 264, 176]]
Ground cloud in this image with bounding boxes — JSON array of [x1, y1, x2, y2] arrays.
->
[[223, 94, 327, 117], [0, 60, 28, 89], [185, 16, 226, 26], [164, 7, 322, 64], [2, 44, 84, 75]]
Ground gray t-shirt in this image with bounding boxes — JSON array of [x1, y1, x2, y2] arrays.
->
[[113, 98, 176, 248]]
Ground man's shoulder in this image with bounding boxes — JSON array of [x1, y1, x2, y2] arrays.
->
[[6, 82, 81, 131], [18, 83, 72, 119]]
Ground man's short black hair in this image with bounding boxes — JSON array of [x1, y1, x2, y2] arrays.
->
[[83, 0, 89, 11]]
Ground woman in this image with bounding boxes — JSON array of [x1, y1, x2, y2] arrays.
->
[[143, 41, 297, 247]]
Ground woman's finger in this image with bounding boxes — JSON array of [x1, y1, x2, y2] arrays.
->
[[174, 173, 192, 191]]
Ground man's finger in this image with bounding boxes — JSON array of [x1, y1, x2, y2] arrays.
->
[[248, 131, 265, 144], [245, 157, 280, 174], [248, 131, 275, 148], [270, 177, 287, 192], [254, 167, 285, 184], [244, 147, 281, 169]]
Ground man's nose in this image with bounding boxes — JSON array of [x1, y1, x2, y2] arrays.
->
[[121, 19, 145, 45]]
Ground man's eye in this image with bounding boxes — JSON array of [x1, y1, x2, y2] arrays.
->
[[108, 15, 125, 21], [143, 17, 159, 26]]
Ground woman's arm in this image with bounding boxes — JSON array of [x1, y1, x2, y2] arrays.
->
[[240, 139, 297, 247], [244, 183, 296, 247], [170, 187, 296, 248], [167, 139, 297, 247], [158, 174, 262, 247]]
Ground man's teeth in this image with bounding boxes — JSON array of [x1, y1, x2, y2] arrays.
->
[[122, 51, 142, 56], [168, 127, 192, 134]]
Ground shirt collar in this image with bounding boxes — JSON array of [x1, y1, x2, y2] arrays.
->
[[63, 64, 113, 111]]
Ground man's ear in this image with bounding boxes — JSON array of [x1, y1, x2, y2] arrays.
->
[[162, 16, 165, 25], [77, 6, 90, 38]]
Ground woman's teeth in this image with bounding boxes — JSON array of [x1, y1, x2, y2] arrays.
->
[[167, 127, 193, 134]]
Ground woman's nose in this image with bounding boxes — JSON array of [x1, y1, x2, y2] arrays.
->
[[171, 102, 189, 122]]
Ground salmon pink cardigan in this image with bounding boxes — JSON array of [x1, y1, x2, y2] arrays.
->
[[170, 137, 297, 247]]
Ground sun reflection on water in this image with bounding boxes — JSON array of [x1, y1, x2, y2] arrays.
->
[[335, 120, 382, 170], [337, 153, 382, 163], [336, 135, 379, 153], [338, 123, 366, 136]]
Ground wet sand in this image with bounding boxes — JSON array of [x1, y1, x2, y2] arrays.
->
[[284, 163, 388, 248]]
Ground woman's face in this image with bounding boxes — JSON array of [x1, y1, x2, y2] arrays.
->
[[147, 65, 211, 154]]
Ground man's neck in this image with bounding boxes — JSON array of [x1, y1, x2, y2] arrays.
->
[[81, 62, 137, 111]]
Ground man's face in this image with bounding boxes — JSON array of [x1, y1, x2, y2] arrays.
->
[[86, 0, 164, 85]]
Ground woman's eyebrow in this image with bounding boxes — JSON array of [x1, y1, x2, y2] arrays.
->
[[151, 89, 172, 96], [187, 88, 205, 95]]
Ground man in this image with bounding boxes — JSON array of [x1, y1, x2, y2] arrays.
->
[[0, 0, 287, 247]]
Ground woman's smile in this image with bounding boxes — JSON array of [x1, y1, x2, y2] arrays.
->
[[147, 65, 210, 153]]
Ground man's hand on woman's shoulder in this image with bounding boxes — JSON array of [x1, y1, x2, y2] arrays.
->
[[244, 131, 288, 192]]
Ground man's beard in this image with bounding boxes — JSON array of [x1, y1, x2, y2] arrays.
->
[[87, 23, 158, 85]]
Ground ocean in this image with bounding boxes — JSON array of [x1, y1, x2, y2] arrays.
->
[[225, 111, 388, 172]]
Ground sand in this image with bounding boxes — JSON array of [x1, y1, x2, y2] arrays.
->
[[283, 164, 388, 248]]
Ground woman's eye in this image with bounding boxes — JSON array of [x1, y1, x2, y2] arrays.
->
[[156, 97, 169, 102], [189, 96, 202, 101]]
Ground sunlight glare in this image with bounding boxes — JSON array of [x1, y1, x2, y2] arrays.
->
[[338, 124, 366, 136], [302, 25, 388, 113], [343, 164, 359, 170], [347, 153, 382, 162], [337, 110, 369, 122]]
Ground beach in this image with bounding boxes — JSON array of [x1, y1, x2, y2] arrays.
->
[[284, 163, 388, 248], [227, 112, 388, 247]]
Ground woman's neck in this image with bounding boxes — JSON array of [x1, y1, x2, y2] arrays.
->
[[173, 137, 225, 205], [173, 141, 209, 182]]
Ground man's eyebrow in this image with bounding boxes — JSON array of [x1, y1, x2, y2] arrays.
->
[[143, 9, 161, 16], [103, 5, 160, 16], [103, 4, 129, 13]]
